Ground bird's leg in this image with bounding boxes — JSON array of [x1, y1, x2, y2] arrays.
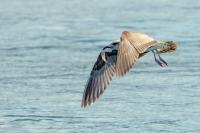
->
[[152, 50, 163, 67], [156, 50, 168, 66]]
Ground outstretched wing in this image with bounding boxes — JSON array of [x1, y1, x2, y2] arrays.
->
[[81, 48, 118, 107], [116, 31, 158, 76]]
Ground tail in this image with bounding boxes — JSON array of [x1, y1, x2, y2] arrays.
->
[[158, 41, 177, 54]]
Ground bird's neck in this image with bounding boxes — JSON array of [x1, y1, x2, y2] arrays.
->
[[145, 42, 166, 52]]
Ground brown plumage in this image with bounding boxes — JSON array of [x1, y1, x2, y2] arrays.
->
[[81, 31, 177, 107], [116, 31, 158, 77], [158, 41, 177, 54]]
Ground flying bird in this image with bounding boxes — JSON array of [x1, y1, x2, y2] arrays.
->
[[81, 31, 177, 107]]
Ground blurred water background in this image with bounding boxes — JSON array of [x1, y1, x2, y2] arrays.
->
[[0, 0, 200, 132]]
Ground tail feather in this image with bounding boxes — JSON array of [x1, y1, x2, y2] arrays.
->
[[158, 41, 177, 54]]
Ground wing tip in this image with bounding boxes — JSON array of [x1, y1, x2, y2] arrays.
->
[[81, 96, 96, 108], [121, 31, 130, 38], [122, 31, 130, 35], [81, 80, 112, 108]]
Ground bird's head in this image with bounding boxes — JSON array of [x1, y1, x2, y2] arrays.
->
[[166, 41, 177, 51], [158, 41, 177, 54]]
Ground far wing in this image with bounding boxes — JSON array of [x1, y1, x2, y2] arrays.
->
[[81, 49, 117, 107]]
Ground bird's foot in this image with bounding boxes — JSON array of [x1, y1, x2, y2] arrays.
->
[[156, 50, 168, 67], [155, 59, 164, 67], [159, 58, 168, 66]]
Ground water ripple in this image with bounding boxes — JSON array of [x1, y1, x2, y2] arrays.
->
[[4, 114, 84, 119]]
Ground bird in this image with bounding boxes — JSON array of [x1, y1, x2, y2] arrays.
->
[[81, 31, 177, 107]]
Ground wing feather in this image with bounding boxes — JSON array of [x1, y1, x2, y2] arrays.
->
[[81, 49, 117, 107], [116, 31, 158, 76]]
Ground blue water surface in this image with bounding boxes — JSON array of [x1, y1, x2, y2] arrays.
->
[[0, 0, 200, 132]]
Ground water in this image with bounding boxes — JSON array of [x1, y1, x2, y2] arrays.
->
[[0, 0, 200, 132]]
